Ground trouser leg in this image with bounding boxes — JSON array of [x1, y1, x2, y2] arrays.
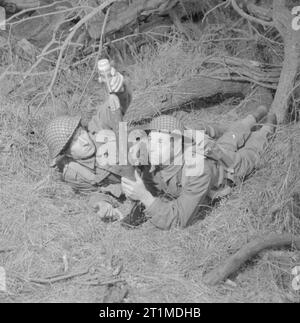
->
[[216, 115, 256, 151], [231, 126, 272, 181], [207, 115, 257, 168]]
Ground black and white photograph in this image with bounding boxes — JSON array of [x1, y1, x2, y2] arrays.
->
[[0, 0, 300, 306]]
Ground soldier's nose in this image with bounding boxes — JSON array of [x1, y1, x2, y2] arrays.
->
[[78, 137, 89, 146]]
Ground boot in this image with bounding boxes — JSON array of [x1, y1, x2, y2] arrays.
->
[[251, 105, 269, 123], [263, 112, 277, 134]]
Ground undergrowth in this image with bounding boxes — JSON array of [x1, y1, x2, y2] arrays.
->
[[0, 28, 299, 303]]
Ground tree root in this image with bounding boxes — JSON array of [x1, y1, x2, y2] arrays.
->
[[203, 234, 300, 286]]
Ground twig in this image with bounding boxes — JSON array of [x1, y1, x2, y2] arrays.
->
[[5, 71, 51, 77], [71, 52, 99, 67], [33, 0, 117, 115], [76, 278, 126, 286], [77, 5, 111, 104], [28, 268, 90, 285], [203, 234, 300, 286], [202, 37, 252, 43], [36, 42, 83, 58], [250, 25, 284, 47], [202, 0, 230, 23], [97, 278, 125, 285], [5, 0, 81, 23], [6, 6, 85, 26], [231, 0, 274, 27]]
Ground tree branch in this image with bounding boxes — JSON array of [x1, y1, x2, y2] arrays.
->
[[247, 2, 273, 22], [231, 0, 274, 27], [33, 0, 117, 114]]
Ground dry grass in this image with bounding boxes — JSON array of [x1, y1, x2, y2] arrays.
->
[[1, 33, 299, 303]]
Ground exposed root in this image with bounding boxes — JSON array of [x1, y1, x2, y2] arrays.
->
[[203, 234, 300, 286]]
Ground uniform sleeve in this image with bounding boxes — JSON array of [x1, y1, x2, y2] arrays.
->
[[88, 80, 132, 135], [62, 162, 100, 192], [145, 163, 212, 230]]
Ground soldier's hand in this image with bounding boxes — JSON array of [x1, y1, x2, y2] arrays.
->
[[107, 93, 121, 111], [98, 67, 124, 93], [110, 67, 124, 93], [94, 201, 114, 218], [94, 201, 124, 220], [121, 170, 155, 207]]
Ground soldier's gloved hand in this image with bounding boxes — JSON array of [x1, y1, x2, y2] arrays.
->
[[107, 93, 121, 112], [121, 170, 155, 207], [98, 67, 124, 93], [95, 201, 113, 218], [94, 201, 124, 220]]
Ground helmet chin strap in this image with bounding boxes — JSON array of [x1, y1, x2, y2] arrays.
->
[[64, 148, 96, 162]]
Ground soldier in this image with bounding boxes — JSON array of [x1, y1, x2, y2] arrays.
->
[[121, 107, 277, 230], [44, 65, 136, 219]]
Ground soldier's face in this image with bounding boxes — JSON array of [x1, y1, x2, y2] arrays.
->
[[148, 131, 182, 166], [68, 127, 96, 160]]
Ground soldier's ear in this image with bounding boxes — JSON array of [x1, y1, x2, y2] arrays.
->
[[50, 158, 57, 168], [54, 155, 72, 172]]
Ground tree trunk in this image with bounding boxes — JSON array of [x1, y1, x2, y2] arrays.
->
[[231, 0, 300, 123], [270, 31, 300, 123]]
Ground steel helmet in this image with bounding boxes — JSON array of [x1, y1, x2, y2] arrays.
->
[[44, 115, 81, 161], [143, 115, 186, 134]]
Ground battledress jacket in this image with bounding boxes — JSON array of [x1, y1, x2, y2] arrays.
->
[[142, 156, 222, 230]]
